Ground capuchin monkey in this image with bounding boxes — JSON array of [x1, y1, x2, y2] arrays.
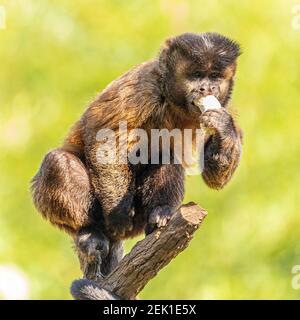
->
[[31, 32, 243, 283]]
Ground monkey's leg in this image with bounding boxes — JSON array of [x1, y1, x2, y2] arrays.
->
[[31, 148, 95, 234], [76, 227, 124, 279], [100, 240, 124, 276], [31, 148, 109, 280], [86, 162, 136, 240], [76, 226, 109, 280], [135, 163, 185, 235]]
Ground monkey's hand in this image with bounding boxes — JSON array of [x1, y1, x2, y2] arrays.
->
[[200, 108, 236, 138], [145, 205, 177, 235], [200, 108, 242, 189]]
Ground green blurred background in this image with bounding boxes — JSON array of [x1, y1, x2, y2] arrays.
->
[[0, 0, 300, 299]]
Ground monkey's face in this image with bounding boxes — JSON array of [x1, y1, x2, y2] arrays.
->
[[160, 32, 240, 114], [178, 60, 237, 114]]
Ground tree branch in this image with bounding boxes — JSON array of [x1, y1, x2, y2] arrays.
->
[[71, 202, 207, 300]]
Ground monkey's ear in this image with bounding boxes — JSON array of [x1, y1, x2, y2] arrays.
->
[[224, 61, 238, 80], [158, 37, 176, 71]]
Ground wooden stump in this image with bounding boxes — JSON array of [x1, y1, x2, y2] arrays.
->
[[71, 202, 207, 300]]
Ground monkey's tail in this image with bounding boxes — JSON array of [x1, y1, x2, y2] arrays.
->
[[70, 279, 120, 300]]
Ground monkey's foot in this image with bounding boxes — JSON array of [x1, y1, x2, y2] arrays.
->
[[75, 229, 109, 281], [145, 205, 177, 235], [105, 209, 135, 239]]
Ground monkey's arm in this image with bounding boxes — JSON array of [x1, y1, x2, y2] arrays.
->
[[200, 109, 242, 189]]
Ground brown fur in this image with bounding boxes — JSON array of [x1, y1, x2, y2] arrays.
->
[[31, 32, 243, 276]]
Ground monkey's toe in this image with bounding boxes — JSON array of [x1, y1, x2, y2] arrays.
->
[[145, 205, 176, 235]]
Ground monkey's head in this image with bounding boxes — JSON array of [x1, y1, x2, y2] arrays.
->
[[159, 32, 241, 114]]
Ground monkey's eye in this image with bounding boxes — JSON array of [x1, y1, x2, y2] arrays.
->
[[209, 72, 220, 80], [192, 71, 205, 79]]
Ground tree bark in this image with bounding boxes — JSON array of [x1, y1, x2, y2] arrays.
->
[[71, 202, 207, 300]]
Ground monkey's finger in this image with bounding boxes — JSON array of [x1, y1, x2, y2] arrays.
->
[[158, 218, 166, 228], [157, 219, 163, 228], [201, 114, 216, 123], [203, 108, 228, 115], [160, 215, 172, 227], [201, 109, 227, 119]]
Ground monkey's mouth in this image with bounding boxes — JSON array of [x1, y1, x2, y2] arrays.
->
[[190, 97, 207, 114], [190, 100, 203, 113], [190, 95, 222, 114], [188, 93, 209, 113]]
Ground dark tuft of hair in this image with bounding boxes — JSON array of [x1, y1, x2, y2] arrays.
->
[[160, 32, 241, 68]]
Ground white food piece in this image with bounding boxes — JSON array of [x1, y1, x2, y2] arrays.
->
[[194, 95, 222, 112]]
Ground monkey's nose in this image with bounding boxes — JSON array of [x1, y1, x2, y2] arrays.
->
[[199, 84, 218, 96], [199, 84, 210, 94]]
